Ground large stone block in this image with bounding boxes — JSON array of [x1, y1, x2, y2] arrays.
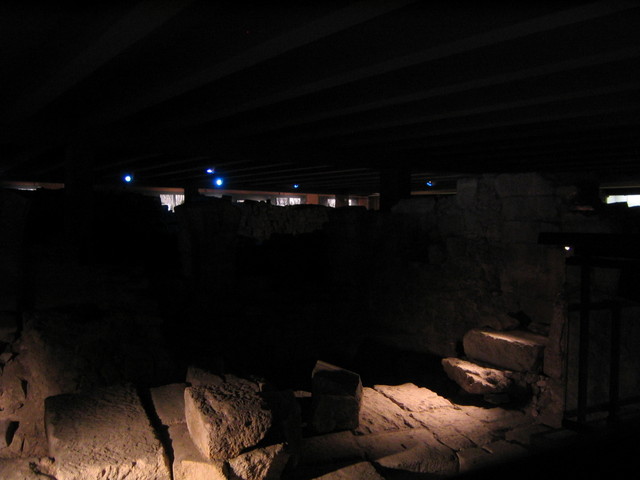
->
[[441, 357, 512, 395], [168, 424, 228, 480], [311, 361, 362, 433], [185, 383, 272, 460], [45, 384, 171, 480], [150, 383, 187, 426], [463, 329, 547, 372]]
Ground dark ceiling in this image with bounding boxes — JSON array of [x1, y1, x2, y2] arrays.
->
[[1, 1, 639, 194]]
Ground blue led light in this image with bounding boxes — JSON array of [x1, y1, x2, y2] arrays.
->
[[123, 174, 133, 183], [425, 180, 433, 187], [206, 168, 215, 174], [293, 184, 299, 189], [214, 177, 224, 187]]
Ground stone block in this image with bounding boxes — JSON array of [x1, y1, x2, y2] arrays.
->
[[45, 384, 171, 480], [229, 443, 290, 480], [463, 329, 547, 372], [356, 387, 422, 434], [441, 357, 512, 395], [168, 424, 228, 480], [311, 461, 385, 480], [311, 361, 362, 433], [184, 383, 272, 460], [150, 383, 187, 426], [299, 431, 364, 465], [373, 383, 454, 412]]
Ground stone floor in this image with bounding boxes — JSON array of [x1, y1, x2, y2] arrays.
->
[[290, 383, 640, 479], [1, 381, 639, 479]]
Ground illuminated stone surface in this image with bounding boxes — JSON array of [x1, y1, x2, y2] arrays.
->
[[311, 361, 362, 434], [373, 383, 454, 412], [374, 442, 459, 476], [150, 383, 187, 426], [229, 443, 289, 480], [184, 383, 272, 460], [168, 424, 227, 480], [311, 461, 384, 480], [45, 384, 171, 480], [441, 357, 512, 394], [463, 329, 547, 372], [356, 387, 422, 434]]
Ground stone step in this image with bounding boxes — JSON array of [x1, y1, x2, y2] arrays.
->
[[441, 357, 513, 395], [463, 328, 547, 372]]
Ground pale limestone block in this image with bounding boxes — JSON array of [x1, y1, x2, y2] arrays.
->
[[184, 384, 272, 460], [463, 328, 547, 372], [45, 384, 171, 480], [150, 383, 187, 426]]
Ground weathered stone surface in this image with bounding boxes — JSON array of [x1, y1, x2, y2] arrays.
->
[[442, 357, 512, 394], [45, 384, 171, 480], [482, 439, 529, 460], [0, 309, 176, 458], [311, 361, 362, 433], [168, 424, 227, 480], [463, 328, 547, 372], [229, 443, 290, 480], [185, 383, 272, 460], [373, 383, 454, 412], [150, 383, 187, 426], [355, 428, 454, 465], [356, 387, 421, 434], [299, 432, 364, 465], [408, 409, 478, 450], [375, 442, 459, 476], [311, 461, 385, 480], [0, 457, 54, 480]]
